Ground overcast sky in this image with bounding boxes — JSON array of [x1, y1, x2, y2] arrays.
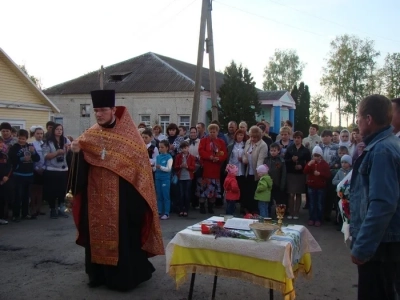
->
[[1, 0, 399, 126]]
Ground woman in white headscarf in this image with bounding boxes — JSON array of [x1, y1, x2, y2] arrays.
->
[[339, 129, 352, 152]]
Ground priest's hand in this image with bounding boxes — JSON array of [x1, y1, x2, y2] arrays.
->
[[71, 140, 81, 153]]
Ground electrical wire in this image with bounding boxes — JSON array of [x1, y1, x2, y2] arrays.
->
[[213, 0, 328, 38], [266, 0, 400, 44], [134, 0, 198, 40]]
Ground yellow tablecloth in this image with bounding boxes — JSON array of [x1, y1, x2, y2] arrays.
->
[[166, 219, 321, 300], [168, 245, 312, 300]]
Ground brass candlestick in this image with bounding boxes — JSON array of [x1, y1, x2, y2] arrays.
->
[[64, 151, 79, 213], [65, 189, 74, 213], [275, 204, 286, 236]]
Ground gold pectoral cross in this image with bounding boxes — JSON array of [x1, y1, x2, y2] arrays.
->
[[101, 148, 107, 160]]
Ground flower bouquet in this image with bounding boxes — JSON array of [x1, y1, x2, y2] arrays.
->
[[338, 180, 351, 224], [337, 170, 353, 242]]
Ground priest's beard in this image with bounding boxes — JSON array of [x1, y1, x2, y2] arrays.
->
[[98, 116, 116, 128]]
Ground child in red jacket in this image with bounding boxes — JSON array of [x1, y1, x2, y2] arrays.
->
[[224, 164, 240, 215], [303, 146, 331, 227], [174, 141, 196, 217]]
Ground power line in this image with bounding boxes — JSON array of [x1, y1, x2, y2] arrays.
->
[[133, 0, 198, 40], [267, 0, 400, 44], [214, 0, 328, 38]]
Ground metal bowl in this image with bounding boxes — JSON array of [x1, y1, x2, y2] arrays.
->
[[249, 223, 278, 241]]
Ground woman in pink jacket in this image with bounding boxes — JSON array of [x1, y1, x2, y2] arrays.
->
[[224, 164, 240, 215]]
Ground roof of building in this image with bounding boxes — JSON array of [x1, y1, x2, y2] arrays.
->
[[0, 48, 60, 113], [257, 90, 287, 100], [43, 52, 226, 95]]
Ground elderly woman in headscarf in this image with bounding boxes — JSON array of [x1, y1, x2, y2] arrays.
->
[[241, 126, 269, 214], [339, 129, 352, 152]]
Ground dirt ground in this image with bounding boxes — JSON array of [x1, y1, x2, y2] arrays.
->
[[0, 206, 357, 300]]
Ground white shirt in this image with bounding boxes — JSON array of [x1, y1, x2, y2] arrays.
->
[[146, 142, 159, 166], [229, 142, 245, 176]]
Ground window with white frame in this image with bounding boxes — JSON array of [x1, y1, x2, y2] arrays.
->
[[0, 119, 25, 130], [54, 117, 63, 125], [140, 115, 151, 127], [178, 115, 190, 129], [80, 104, 91, 117], [159, 115, 170, 134]]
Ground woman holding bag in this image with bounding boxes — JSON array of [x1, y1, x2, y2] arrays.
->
[[42, 124, 71, 219]]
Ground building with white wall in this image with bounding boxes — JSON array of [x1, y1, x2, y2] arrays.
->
[[43, 52, 295, 138]]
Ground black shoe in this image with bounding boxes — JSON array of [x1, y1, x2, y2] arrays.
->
[[50, 209, 58, 219], [22, 215, 37, 220], [87, 278, 105, 288], [302, 205, 309, 210], [200, 203, 206, 214], [12, 217, 21, 223]]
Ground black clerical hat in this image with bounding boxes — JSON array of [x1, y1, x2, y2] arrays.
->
[[90, 90, 115, 108]]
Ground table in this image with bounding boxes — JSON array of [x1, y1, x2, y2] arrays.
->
[[166, 217, 321, 300]]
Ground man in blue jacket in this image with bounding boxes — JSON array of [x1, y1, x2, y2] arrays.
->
[[350, 94, 400, 299]]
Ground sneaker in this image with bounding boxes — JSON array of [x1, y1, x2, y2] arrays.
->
[[308, 220, 314, 226], [315, 221, 321, 227], [293, 216, 299, 220], [287, 216, 293, 219], [160, 214, 169, 220], [0, 219, 8, 225], [50, 209, 58, 219]]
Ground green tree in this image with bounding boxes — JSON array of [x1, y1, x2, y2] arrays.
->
[[321, 35, 380, 126], [218, 61, 261, 128], [291, 82, 311, 135], [310, 94, 329, 128], [19, 64, 42, 89], [382, 53, 400, 98], [263, 49, 305, 91]]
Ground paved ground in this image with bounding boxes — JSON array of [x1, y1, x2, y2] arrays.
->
[[0, 206, 357, 300]]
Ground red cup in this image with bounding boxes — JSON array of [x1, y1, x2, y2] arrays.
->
[[217, 221, 225, 227], [201, 224, 211, 234]]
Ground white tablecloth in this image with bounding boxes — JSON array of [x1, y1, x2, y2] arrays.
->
[[166, 218, 321, 279]]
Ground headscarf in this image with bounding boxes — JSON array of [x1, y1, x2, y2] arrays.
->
[[30, 125, 44, 133], [226, 164, 238, 176], [339, 129, 352, 148]]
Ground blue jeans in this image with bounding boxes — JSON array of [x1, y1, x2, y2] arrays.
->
[[225, 200, 236, 215], [308, 188, 325, 222], [258, 201, 269, 218], [178, 180, 192, 213], [156, 179, 171, 216]]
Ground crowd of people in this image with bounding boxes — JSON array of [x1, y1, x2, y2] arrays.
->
[[0, 116, 367, 227], [0, 121, 72, 223], [135, 118, 367, 228]]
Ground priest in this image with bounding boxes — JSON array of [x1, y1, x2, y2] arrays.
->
[[69, 90, 164, 290]]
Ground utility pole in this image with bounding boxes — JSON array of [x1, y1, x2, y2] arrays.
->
[[191, 0, 208, 127], [206, 0, 218, 121]]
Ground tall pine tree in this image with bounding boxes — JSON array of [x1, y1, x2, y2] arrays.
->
[[218, 61, 261, 129], [291, 82, 311, 135]]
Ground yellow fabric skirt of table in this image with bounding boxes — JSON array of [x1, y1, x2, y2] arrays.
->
[[168, 245, 312, 300]]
